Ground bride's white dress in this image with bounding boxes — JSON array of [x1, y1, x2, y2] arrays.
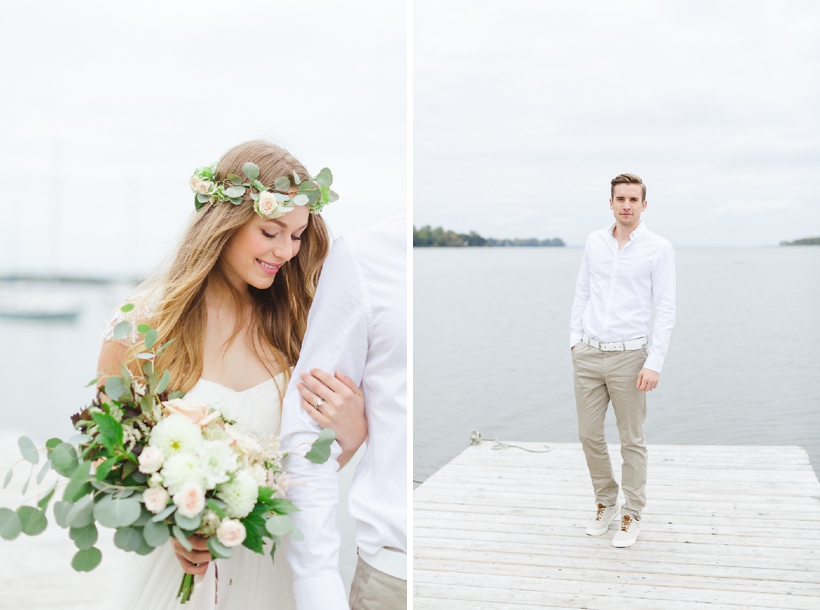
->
[[99, 375, 297, 610]]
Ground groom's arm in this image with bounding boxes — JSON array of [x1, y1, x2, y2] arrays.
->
[[279, 236, 369, 610]]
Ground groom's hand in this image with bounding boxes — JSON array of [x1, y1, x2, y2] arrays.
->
[[171, 534, 211, 575], [637, 368, 660, 392]]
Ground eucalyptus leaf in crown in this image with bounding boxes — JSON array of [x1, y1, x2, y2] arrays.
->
[[190, 162, 338, 219]]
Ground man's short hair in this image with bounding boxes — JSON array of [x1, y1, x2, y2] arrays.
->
[[611, 173, 646, 200]]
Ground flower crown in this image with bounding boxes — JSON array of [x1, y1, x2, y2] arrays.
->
[[190, 162, 338, 219]]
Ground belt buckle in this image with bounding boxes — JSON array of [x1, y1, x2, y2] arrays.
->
[[601, 342, 623, 352]]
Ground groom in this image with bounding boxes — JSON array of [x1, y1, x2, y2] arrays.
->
[[569, 173, 675, 548], [280, 214, 407, 609]]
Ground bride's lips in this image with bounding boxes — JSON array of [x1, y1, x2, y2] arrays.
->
[[256, 259, 281, 275]]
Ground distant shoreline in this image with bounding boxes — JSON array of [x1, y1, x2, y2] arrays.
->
[[414, 225, 565, 248], [780, 236, 820, 246]]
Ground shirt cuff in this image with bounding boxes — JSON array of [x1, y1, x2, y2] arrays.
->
[[643, 353, 664, 374], [293, 574, 348, 610], [569, 333, 583, 348]]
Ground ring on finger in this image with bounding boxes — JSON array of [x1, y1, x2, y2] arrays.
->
[[314, 397, 324, 410]]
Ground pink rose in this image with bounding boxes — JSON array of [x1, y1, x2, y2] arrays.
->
[[173, 482, 206, 519], [225, 426, 262, 456], [163, 398, 214, 426], [138, 446, 164, 474], [216, 519, 246, 548], [143, 487, 170, 514]]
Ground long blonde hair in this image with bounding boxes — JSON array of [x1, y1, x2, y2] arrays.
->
[[128, 140, 330, 393]]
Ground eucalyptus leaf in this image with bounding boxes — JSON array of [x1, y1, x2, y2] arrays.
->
[[224, 186, 246, 198], [290, 525, 304, 542], [292, 194, 309, 206], [251, 180, 266, 191], [207, 536, 232, 559], [265, 514, 293, 537], [132, 507, 152, 527], [151, 504, 177, 522], [304, 428, 336, 464], [229, 197, 242, 205], [172, 525, 192, 551], [196, 192, 210, 204], [156, 338, 174, 355], [113, 489, 135, 500], [0, 508, 22, 540], [53, 501, 73, 528], [105, 376, 128, 401], [67, 433, 89, 445], [206, 499, 226, 519], [17, 506, 47, 536], [85, 377, 99, 387], [50, 443, 79, 477], [63, 461, 92, 503], [227, 173, 242, 185], [18, 436, 39, 465], [315, 168, 333, 187], [242, 162, 259, 180], [273, 176, 291, 191], [71, 547, 102, 572], [136, 353, 154, 360], [45, 437, 62, 450], [328, 189, 339, 203], [137, 323, 152, 333], [156, 370, 171, 394], [94, 494, 142, 528], [292, 169, 301, 185], [114, 526, 144, 552], [2, 467, 11, 489], [66, 494, 95, 528], [134, 538, 155, 556], [21, 474, 30, 496], [121, 303, 135, 313], [144, 329, 158, 350], [249, 192, 259, 201], [69, 522, 98, 550], [37, 484, 56, 511], [112, 320, 131, 340], [142, 519, 170, 547], [174, 511, 202, 531]]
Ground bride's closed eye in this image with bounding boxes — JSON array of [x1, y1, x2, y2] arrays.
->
[[261, 230, 303, 241]]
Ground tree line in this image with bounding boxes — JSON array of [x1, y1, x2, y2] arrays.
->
[[413, 225, 565, 248]]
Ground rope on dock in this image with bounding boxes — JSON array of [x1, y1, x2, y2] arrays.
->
[[469, 429, 552, 453]]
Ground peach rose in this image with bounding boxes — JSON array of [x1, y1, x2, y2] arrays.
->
[[225, 426, 262, 456], [163, 398, 213, 426], [173, 481, 206, 519], [138, 446, 164, 474], [189, 176, 212, 194], [143, 487, 170, 514], [256, 191, 278, 217], [216, 519, 246, 548]]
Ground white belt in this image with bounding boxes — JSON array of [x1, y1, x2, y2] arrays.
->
[[359, 547, 407, 581], [582, 333, 647, 352]]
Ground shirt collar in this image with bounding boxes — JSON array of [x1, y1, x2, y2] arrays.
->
[[608, 221, 647, 241]]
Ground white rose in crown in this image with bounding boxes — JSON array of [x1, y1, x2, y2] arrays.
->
[[256, 192, 278, 217], [143, 487, 170, 514], [138, 446, 164, 474], [173, 481, 206, 519], [163, 398, 219, 427], [190, 176, 213, 194], [217, 519, 247, 547]]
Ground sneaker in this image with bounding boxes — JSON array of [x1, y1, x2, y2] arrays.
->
[[586, 503, 620, 536], [611, 514, 640, 547]]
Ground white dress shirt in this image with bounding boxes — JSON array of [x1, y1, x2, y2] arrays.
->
[[570, 221, 676, 373], [279, 215, 407, 609]]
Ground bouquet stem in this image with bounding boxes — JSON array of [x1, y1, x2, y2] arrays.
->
[[177, 573, 195, 604]]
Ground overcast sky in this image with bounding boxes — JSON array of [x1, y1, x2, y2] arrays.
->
[[0, 0, 406, 277], [414, 0, 820, 246]]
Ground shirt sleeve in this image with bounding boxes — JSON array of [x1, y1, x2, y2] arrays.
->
[[569, 236, 591, 347], [278, 237, 369, 610], [644, 240, 676, 373]]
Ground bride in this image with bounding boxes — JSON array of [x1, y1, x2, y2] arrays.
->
[[96, 140, 366, 609]]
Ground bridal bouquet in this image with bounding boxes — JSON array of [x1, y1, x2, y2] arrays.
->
[[0, 305, 334, 604]]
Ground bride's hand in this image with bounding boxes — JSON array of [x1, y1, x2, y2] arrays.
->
[[298, 369, 366, 467], [171, 534, 211, 575]]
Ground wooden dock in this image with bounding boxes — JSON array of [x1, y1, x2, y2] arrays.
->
[[414, 442, 820, 609]]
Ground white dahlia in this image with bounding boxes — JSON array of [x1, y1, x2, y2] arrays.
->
[[161, 451, 204, 495], [216, 469, 259, 519], [149, 414, 202, 458], [197, 440, 238, 490]]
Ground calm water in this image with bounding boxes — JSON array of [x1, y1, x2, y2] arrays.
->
[[414, 247, 820, 483]]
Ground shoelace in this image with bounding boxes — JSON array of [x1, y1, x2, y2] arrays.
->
[[620, 515, 633, 532], [595, 504, 606, 520]]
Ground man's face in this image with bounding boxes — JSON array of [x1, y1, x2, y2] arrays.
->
[[610, 183, 647, 228]]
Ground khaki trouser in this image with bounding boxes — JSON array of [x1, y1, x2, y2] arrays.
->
[[572, 340, 648, 520], [349, 556, 407, 610]]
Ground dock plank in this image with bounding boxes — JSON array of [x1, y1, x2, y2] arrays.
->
[[414, 442, 820, 608]]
